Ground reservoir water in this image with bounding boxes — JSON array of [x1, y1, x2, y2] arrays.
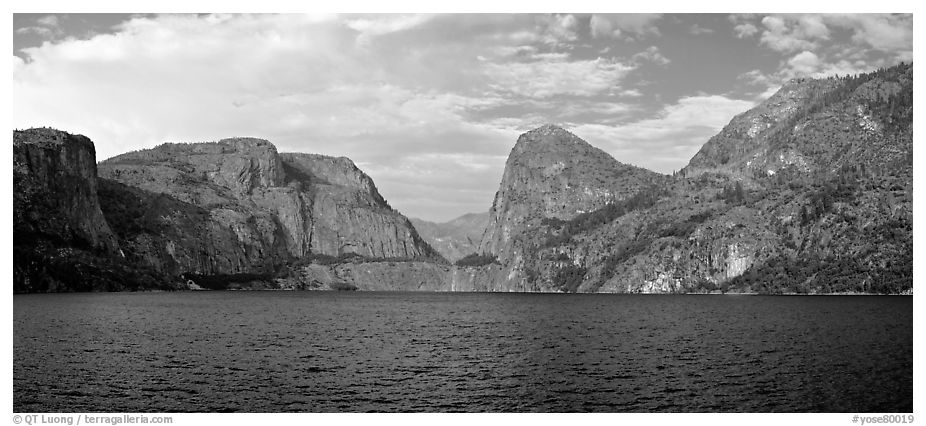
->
[[13, 292, 912, 412]]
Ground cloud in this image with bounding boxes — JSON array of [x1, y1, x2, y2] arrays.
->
[[14, 14, 562, 220], [15, 14, 64, 39], [589, 14, 662, 39], [632, 46, 670, 66], [573, 95, 756, 173], [15, 26, 57, 37], [537, 14, 578, 45], [361, 151, 509, 216], [689, 24, 714, 35], [37, 15, 60, 27], [733, 23, 758, 38], [345, 14, 433, 37], [749, 14, 910, 60], [759, 15, 827, 52], [483, 56, 636, 98], [786, 50, 822, 75], [730, 13, 911, 101], [14, 13, 911, 221], [824, 14, 912, 56]]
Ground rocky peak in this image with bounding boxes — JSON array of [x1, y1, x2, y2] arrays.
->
[[683, 77, 840, 177], [101, 137, 285, 196], [522, 123, 572, 139], [684, 63, 911, 180], [14, 128, 99, 180], [480, 124, 661, 259], [14, 128, 118, 253], [510, 124, 588, 157], [280, 153, 390, 209]]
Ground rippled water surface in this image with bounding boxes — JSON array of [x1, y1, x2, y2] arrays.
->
[[14, 292, 912, 412]]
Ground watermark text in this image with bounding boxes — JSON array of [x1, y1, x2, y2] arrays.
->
[[853, 415, 914, 425], [13, 415, 173, 425]]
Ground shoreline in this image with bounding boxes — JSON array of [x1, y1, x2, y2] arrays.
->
[[12, 289, 913, 296]]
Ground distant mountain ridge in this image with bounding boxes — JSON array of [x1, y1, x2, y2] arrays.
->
[[410, 212, 490, 262]]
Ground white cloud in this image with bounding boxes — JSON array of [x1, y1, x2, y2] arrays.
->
[[589, 14, 617, 39], [588, 14, 661, 39], [13, 13, 540, 220], [689, 24, 714, 35], [573, 95, 756, 173], [16, 13, 909, 221], [15, 26, 57, 37], [16, 14, 64, 39], [484, 56, 635, 98], [797, 15, 830, 39], [759, 15, 824, 52], [786, 50, 822, 75], [733, 23, 758, 38], [345, 14, 433, 37], [752, 14, 910, 61], [632, 46, 670, 66], [824, 14, 912, 55], [537, 14, 578, 45], [37, 15, 59, 27]]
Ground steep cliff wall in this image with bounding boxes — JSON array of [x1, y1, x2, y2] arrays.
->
[[475, 124, 663, 291], [480, 124, 661, 259], [280, 153, 437, 259], [465, 65, 911, 294], [15, 131, 441, 292], [14, 128, 118, 252], [522, 64, 913, 294], [97, 138, 441, 279], [13, 129, 173, 292]]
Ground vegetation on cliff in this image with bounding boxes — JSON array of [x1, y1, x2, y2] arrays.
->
[[12, 64, 912, 294], [482, 63, 912, 294]]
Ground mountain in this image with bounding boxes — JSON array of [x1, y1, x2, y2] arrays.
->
[[14, 131, 444, 292], [484, 63, 912, 294], [468, 124, 667, 291], [480, 125, 664, 261], [12, 64, 912, 294], [410, 212, 490, 262], [14, 129, 169, 291], [684, 67, 911, 183]]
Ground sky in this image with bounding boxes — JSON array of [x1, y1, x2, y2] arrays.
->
[[12, 13, 913, 222]]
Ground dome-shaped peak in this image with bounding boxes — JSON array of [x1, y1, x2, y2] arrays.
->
[[510, 123, 603, 160], [515, 123, 584, 149], [528, 123, 570, 135]]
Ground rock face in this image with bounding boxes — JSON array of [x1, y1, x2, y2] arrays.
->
[[14, 132, 442, 292], [486, 63, 912, 294], [277, 261, 512, 292], [410, 212, 490, 262], [683, 77, 840, 177], [474, 124, 664, 291], [279, 153, 433, 259], [12, 64, 912, 295], [14, 129, 118, 253], [481, 125, 661, 259], [14, 129, 169, 292], [96, 139, 441, 279]]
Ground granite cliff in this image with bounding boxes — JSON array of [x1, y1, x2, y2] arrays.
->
[[12, 64, 912, 294], [471, 63, 912, 294], [475, 124, 665, 291], [14, 132, 443, 292], [14, 129, 167, 292]]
